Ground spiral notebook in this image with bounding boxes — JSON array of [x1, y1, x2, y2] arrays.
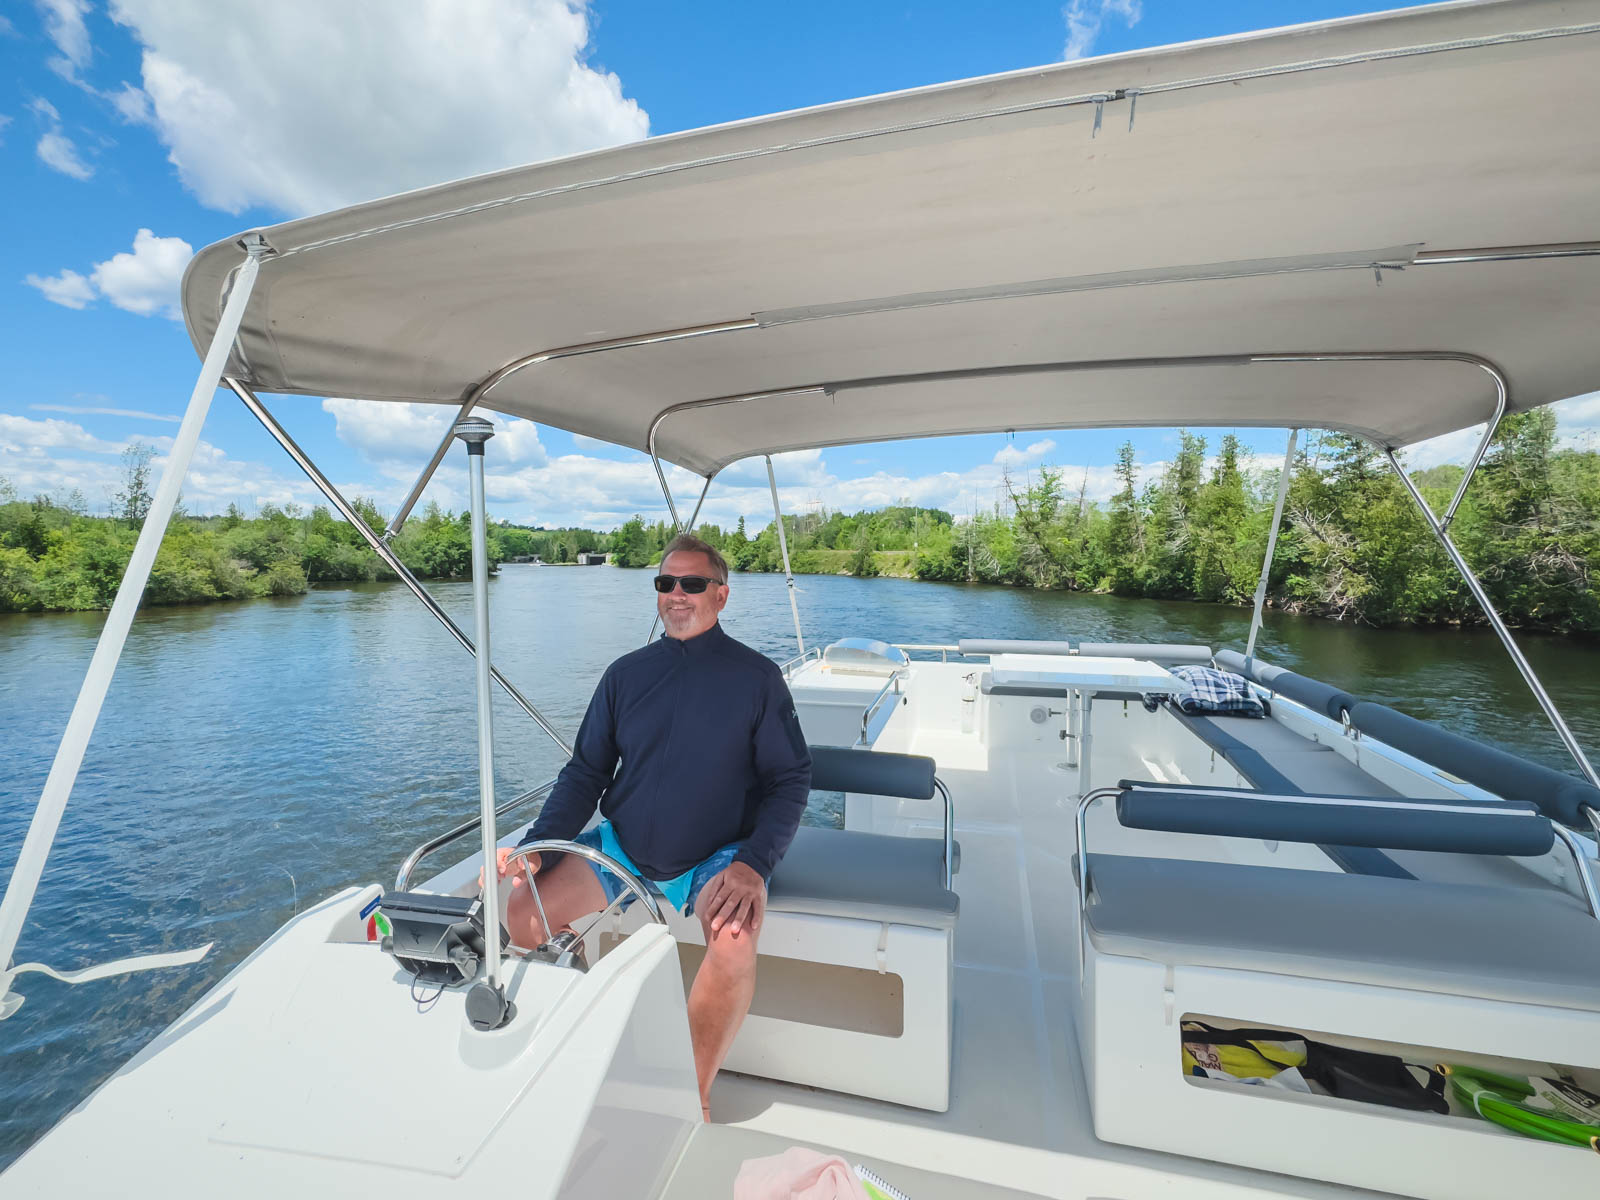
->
[[853, 1163, 912, 1200]]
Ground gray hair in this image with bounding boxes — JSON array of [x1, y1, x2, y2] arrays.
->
[[661, 532, 728, 583]]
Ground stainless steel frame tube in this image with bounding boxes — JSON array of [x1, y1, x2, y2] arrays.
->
[[765, 455, 805, 654], [388, 318, 755, 540], [227, 378, 573, 757], [1384, 445, 1600, 788], [1245, 427, 1298, 665], [459, 418, 504, 995]]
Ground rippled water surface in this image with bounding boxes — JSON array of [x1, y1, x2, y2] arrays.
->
[[3, 567, 1598, 1166]]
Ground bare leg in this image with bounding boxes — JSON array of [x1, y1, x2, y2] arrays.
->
[[689, 914, 759, 1121], [503, 854, 608, 948]]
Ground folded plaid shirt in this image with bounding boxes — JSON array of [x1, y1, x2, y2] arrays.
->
[[1170, 665, 1265, 717]]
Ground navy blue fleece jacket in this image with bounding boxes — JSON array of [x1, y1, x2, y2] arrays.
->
[[521, 622, 812, 881]]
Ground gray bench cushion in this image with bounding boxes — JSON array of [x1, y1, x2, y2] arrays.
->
[[1084, 853, 1600, 1012], [980, 671, 1073, 699], [768, 826, 959, 930], [1167, 708, 1412, 879]]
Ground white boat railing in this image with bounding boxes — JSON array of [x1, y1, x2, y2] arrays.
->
[[395, 777, 558, 892]]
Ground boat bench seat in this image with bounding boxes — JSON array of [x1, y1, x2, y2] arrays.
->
[[1166, 707, 1412, 878], [1083, 851, 1600, 1012], [767, 826, 959, 929], [679, 746, 958, 1111]]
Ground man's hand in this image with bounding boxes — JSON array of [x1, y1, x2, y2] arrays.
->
[[478, 846, 540, 890], [698, 861, 766, 938]]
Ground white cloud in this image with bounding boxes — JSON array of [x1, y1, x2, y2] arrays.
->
[[1403, 425, 1487, 472], [31, 402, 180, 422], [323, 398, 549, 469], [0, 415, 316, 514], [109, 81, 151, 124], [715, 449, 828, 489], [36, 128, 93, 178], [1555, 391, 1600, 449], [25, 266, 96, 309], [108, 0, 650, 216], [1063, 0, 1141, 61], [24, 229, 192, 319], [28, 94, 95, 181], [36, 0, 91, 79], [0, 413, 124, 455], [90, 228, 192, 317], [994, 438, 1056, 467], [1403, 393, 1600, 465]]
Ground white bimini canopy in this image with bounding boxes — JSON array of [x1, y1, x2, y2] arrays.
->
[[182, 0, 1600, 477]]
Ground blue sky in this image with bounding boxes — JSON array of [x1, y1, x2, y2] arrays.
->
[[3, 1, 1596, 531]]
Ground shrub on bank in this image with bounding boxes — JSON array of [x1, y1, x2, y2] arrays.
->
[[0, 497, 498, 614]]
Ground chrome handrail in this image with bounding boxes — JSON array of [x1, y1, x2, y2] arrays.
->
[[394, 777, 557, 891], [934, 777, 956, 889], [780, 647, 824, 677], [857, 672, 904, 746], [1074, 786, 1125, 984], [891, 643, 961, 663], [1551, 825, 1600, 921]]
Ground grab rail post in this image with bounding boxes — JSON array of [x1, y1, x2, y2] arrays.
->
[[765, 455, 806, 655], [1245, 427, 1298, 667], [857, 672, 904, 746], [458, 418, 511, 1027]]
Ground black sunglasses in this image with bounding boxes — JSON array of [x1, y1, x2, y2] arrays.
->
[[653, 573, 723, 594]]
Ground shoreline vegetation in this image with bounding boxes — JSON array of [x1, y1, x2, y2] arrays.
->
[[4, 418, 1597, 633]]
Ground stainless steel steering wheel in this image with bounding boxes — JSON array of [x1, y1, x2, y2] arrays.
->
[[502, 839, 666, 970]]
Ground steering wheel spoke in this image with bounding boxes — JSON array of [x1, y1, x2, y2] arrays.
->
[[498, 839, 667, 971]]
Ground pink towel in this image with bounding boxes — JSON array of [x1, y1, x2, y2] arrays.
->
[[734, 1147, 870, 1200]]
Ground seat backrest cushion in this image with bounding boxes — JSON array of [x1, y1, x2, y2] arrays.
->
[[1215, 650, 1356, 721], [1078, 642, 1213, 666], [1348, 701, 1600, 828], [809, 745, 936, 800], [957, 638, 1074, 657], [1115, 782, 1554, 857]]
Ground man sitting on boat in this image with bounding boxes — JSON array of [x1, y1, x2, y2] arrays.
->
[[487, 533, 813, 1119]]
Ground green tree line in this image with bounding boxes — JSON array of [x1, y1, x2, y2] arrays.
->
[[612, 413, 1600, 634], [7, 412, 1596, 631], [0, 483, 516, 612]]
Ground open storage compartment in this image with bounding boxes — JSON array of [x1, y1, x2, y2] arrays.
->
[[1081, 952, 1600, 1200]]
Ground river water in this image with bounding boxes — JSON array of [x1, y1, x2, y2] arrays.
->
[[2, 567, 1597, 1167]]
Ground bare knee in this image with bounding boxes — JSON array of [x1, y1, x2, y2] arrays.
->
[[699, 921, 759, 977]]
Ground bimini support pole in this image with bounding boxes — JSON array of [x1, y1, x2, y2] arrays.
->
[[1385, 444, 1600, 788], [1245, 428, 1299, 667], [456, 418, 512, 1030], [765, 455, 805, 655], [0, 245, 269, 1016], [227, 379, 573, 758]]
